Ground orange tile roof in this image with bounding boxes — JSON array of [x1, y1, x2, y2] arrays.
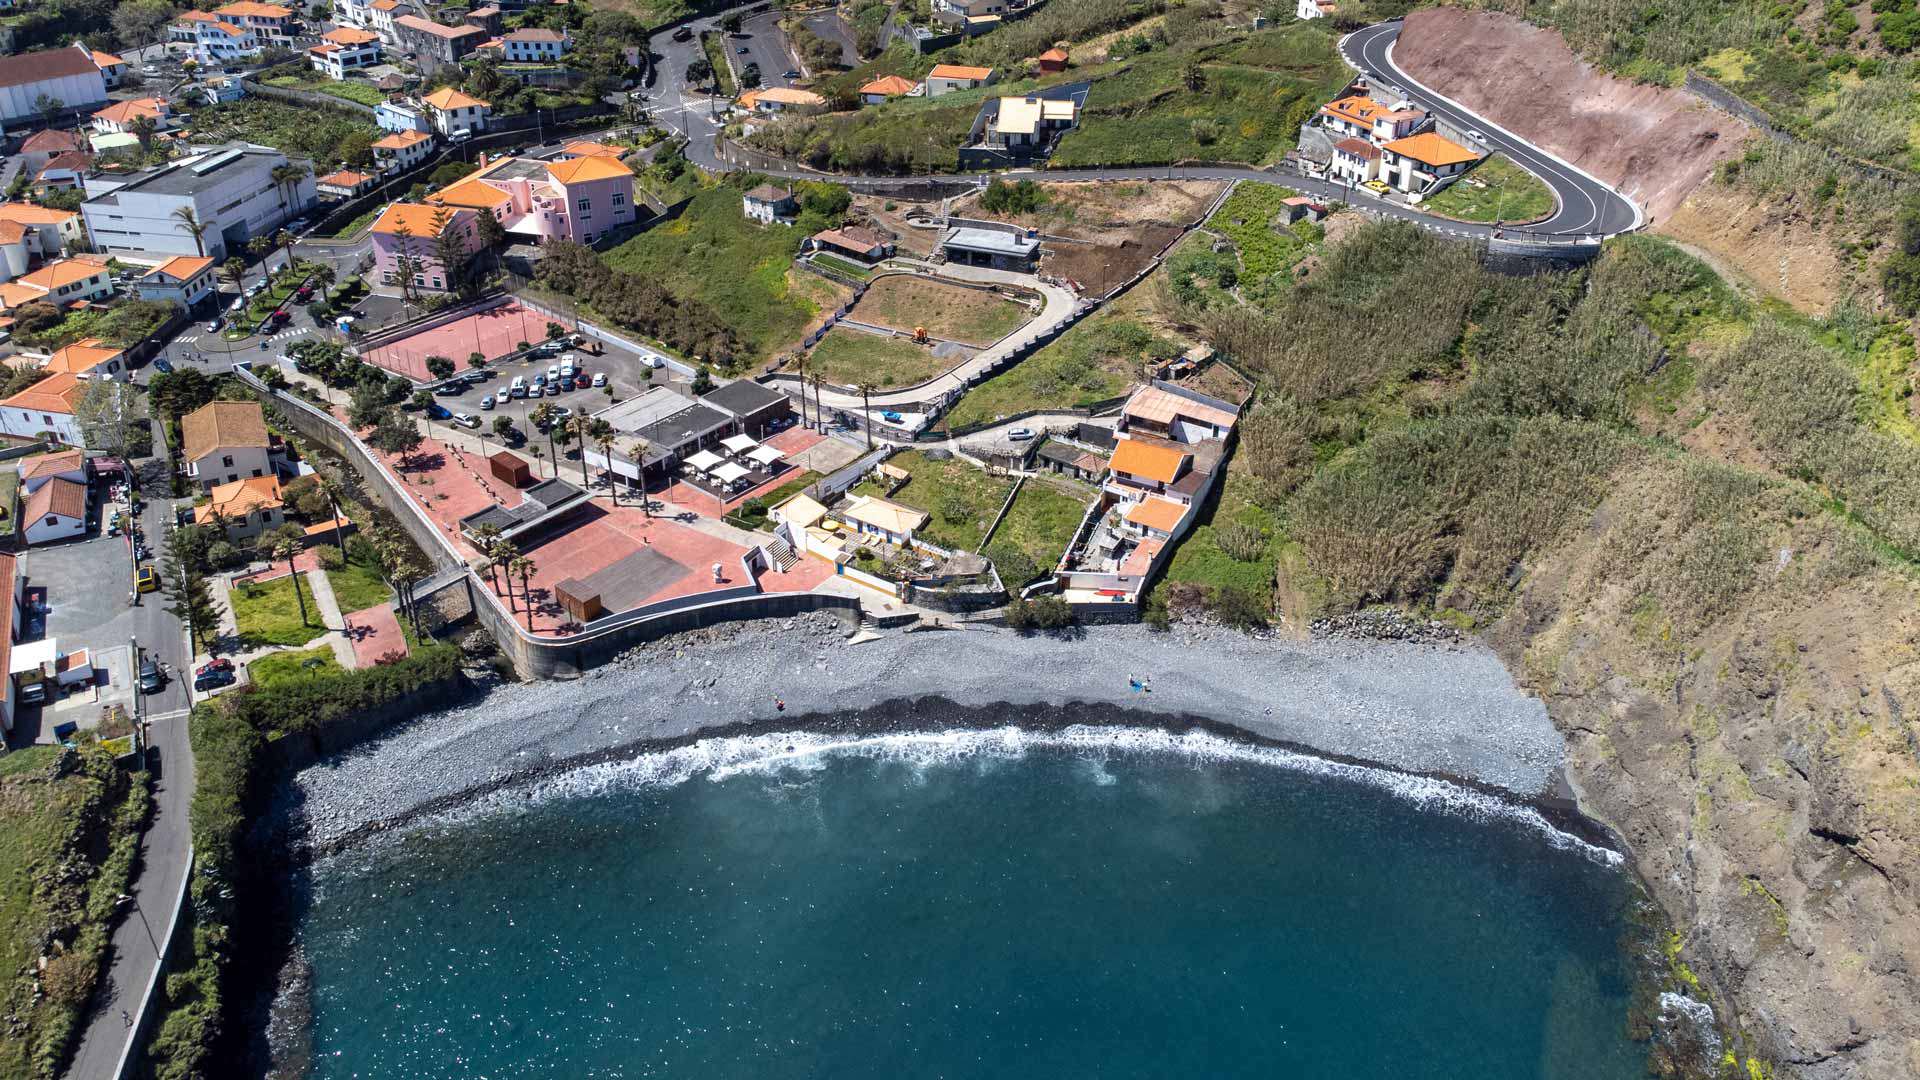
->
[[91, 50, 126, 68], [561, 140, 621, 158], [397, 14, 486, 39], [0, 282, 44, 309], [147, 255, 214, 281], [178, 10, 220, 21], [371, 0, 401, 9], [213, 1, 292, 16], [422, 86, 489, 110], [17, 257, 107, 292], [371, 201, 466, 236], [43, 338, 124, 375], [0, 201, 77, 225], [928, 63, 993, 81], [1332, 136, 1379, 159], [860, 74, 918, 96], [372, 129, 431, 150], [195, 475, 283, 523], [322, 26, 380, 44], [1381, 132, 1479, 168], [181, 400, 269, 461], [316, 169, 375, 188], [427, 172, 512, 209], [1321, 95, 1387, 128], [1123, 496, 1187, 534], [92, 98, 167, 124], [1, 372, 86, 415], [1038, 47, 1068, 62], [545, 154, 630, 184], [1109, 437, 1188, 484], [26, 476, 86, 522], [19, 448, 83, 479], [0, 221, 25, 245]]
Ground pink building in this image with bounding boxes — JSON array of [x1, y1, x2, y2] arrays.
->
[[425, 152, 637, 246], [369, 202, 482, 291]]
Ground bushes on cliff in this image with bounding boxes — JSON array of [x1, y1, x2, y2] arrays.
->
[[535, 241, 741, 366], [221, 644, 463, 737]]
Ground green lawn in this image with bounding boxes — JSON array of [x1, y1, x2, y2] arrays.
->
[[983, 479, 1088, 586], [1422, 154, 1558, 224], [1052, 26, 1348, 168], [325, 551, 392, 615], [248, 645, 344, 690], [702, 31, 737, 97], [1205, 183, 1318, 280], [944, 310, 1175, 429], [230, 573, 328, 648], [851, 274, 1030, 344], [0, 744, 55, 778], [728, 469, 824, 529], [808, 328, 953, 389], [810, 252, 876, 281], [853, 449, 1013, 552], [267, 75, 385, 107], [603, 186, 819, 364]]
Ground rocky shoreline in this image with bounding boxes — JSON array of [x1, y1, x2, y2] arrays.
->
[[287, 616, 1570, 848]]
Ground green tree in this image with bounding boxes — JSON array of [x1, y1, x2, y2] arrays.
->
[[129, 113, 158, 156], [161, 526, 224, 656], [424, 355, 456, 381], [172, 205, 208, 257], [270, 529, 310, 628], [492, 414, 515, 443], [147, 367, 217, 422], [113, 0, 179, 51], [371, 408, 423, 467], [530, 402, 559, 471]]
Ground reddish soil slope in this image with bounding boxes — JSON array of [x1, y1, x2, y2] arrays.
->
[[1392, 8, 1748, 225]]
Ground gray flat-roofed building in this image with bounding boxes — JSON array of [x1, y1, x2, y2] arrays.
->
[[594, 385, 694, 434], [701, 378, 792, 436], [636, 403, 732, 458], [941, 225, 1039, 270]]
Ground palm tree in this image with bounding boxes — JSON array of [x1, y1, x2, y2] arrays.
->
[[510, 555, 536, 630], [316, 474, 348, 554], [493, 539, 520, 607], [272, 162, 309, 215], [855, 382, 876, 450], [792, 351, 810, 430], [129, 113, 158, 156], [626, 439, 651, 517], [473, 522, 502, 587], [172, 206, 208, 257], [569, 415, 598, 489], [221, 257, 246, 296], [809, 373, 825, 435], [529, 402, 558, 472], [591, 421, 618, 505], [272, 534, 310, 627], [272, 228, 295, 274]]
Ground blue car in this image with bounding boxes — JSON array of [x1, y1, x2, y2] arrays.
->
[[427, 403, 452, 421], [881, 410, 903, 423], [152, 359, 174, 374]]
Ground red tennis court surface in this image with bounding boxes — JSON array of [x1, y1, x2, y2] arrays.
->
[[493, 502, 834, 635], [362, 302, 567, 382]]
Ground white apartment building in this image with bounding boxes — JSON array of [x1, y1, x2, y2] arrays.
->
[[170, 11, 263, 65], [501, 26, 568, 61], [80, 145, 316, 262]]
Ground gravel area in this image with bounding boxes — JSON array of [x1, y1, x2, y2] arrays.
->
[[290, 617, 1567, 844]]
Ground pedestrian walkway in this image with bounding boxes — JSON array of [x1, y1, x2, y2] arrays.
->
[[299, 561, 360, 671], [346, 602, 407, 666]]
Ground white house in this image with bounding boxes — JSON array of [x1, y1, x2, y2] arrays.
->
[[181, 399, 275, 491], [17, 449, 87, 493], [838, 494, 928, 546], [0, 45, 110, 128], [924, 63, 994, 97], [984, 95, 1077, 149], [859, 75, 920, 105], [315, 168, 378, 198], [368, 0, 420, 46], [419, 87, 490, 136], [1, 256, 116, 309], [1328, 136, 1381, 185], [212, 1, 296, 42], [370, 128, 434, 174], [90, 97, 169, 135], [741, 183, 796, 226], [309, 27, 382, 79], [1297, 0, 1336, 18], [170, 11, 263, 65], [375, 98, 430, 134], [90, 50, 129, 88], [501, 26, 568, 62], [203, 75, 247, 104], [135, 254, 217, 309], [1379, 132, 1480, 194], [0, 373, 87, 447], [22, 476, 86, 544], [81, 145, 316, 263], [0, 202, 84, 260], [334, 0, 373, 30]]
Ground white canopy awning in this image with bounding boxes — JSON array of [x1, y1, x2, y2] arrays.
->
[[684, 449, 725, 473], [711, 461, 751, 485], [720, 433, 759, 455], [747, 444, 784, 467]]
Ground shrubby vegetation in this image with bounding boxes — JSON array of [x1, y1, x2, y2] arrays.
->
[[536, 240, 743, 366]]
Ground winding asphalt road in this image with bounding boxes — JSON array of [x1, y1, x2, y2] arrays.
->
[[1341, 21, 1640, 236]]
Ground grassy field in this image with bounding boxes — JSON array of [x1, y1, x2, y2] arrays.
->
[[702, 31, 737, 97], [1154, 453, 1289, 602], [728, 469, 824, 529], [1053, 27, 1348, 168], [1423, 155, 1557, 223], [0, 749, 148, 1078], [603, 186, 818, 363], [943, 308, 1177, 429], [231, 572, 328, 648], [325, 550, 392, 615], [267, 75, 385, 107], [248, 645, 344, 690], [810, 252, 876, 280], [854, 449, 1013, 552], [983, 479, 1088, 585], [807, 327, 953, 389], [852, 275, 1031, 344]]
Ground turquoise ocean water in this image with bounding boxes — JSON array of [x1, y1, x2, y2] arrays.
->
[[297, 726, 1652, 1079]]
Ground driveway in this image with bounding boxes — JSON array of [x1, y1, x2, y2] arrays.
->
[[732, 10, 801, 89]]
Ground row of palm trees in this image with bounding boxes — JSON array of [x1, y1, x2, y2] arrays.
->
[[469, 524, 540, 631], [791, 352, 877, 449], [521, 403, 657, 517]]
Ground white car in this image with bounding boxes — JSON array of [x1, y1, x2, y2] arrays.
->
[[451, 412, 480, 429], [480, 393, 496, 410], [1007, 427, 1035, 442], [1466, 129, 1487, 144], [591, 372, 608, 387], [546, 364, 561, 381]]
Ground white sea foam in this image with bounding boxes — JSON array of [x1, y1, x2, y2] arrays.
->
[[404, 725, 1624, 868], [1659, 991, 1722, 1059]]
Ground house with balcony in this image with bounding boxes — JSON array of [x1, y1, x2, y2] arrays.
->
[[170, 11, 262, 64], [981, 94, 1077, 149], [375, 97, 430, 134], [212, 2, 295, 42], [425, 151, 638, 246], [310, 27, 382, 79], [368, 0, 418, 45], [0, 203, 83, 273], [369, 201, 482, 291], [370, 128, 433, 174], [0, 255, 115, 311], [334, 0, 373, 29], [193, 475, 286, 540], [1328, 136, 1380, 185], [742, 183, 796, 226], [1379, 132, 1481, 194]]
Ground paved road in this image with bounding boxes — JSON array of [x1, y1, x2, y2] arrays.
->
[[59, 453, 196, 1080], [734, 10, 800, 90], [1341, 20, 1639, 236]]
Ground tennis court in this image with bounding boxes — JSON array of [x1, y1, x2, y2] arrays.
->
[[361, 302, 567, 382]]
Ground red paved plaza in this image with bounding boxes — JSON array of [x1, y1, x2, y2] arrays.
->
[[362, 302, 566, 382], [346, 602, 408, 667]]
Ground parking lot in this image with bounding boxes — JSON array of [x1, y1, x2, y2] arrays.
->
[[421, 337, 700, 441]]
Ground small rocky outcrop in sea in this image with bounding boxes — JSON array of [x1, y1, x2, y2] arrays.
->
[[1311, 609, 1463, 646]]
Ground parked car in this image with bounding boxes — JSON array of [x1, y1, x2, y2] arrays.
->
[[152, 359, 174, 374], [451, 412, 480, 429], [544, 382, 562, 396], [1007, 427, 1035, 441], [591, 372, 608, 387], [1362, 180, 1390, 195], [1465, 129, 1486, 144], [480, 393, 497, 410], [206, 317, 223, 333], [138, 657, 165, 694], [532, 373, 547, 389], [194, 668, 236, 692], [136, 565, 160, 593], [426, 403, 452, 420], [197, 658, 234, 677], [782, 69, 800, 79], [546, 364, 561, 380], [573, 375, 592, 390], [294, 285, 313, 301], [434, 381, 465, 395], [737, 45, 750, 53], [510, 376, 528, 398], [671, 25, 693, 41]]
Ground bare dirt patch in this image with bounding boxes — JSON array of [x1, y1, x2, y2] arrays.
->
[[1392, 8, 1748, 225], [1653, 182, 1848, 314], [952, 179, 1225, 288], [850, 274, 1034, 345]]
